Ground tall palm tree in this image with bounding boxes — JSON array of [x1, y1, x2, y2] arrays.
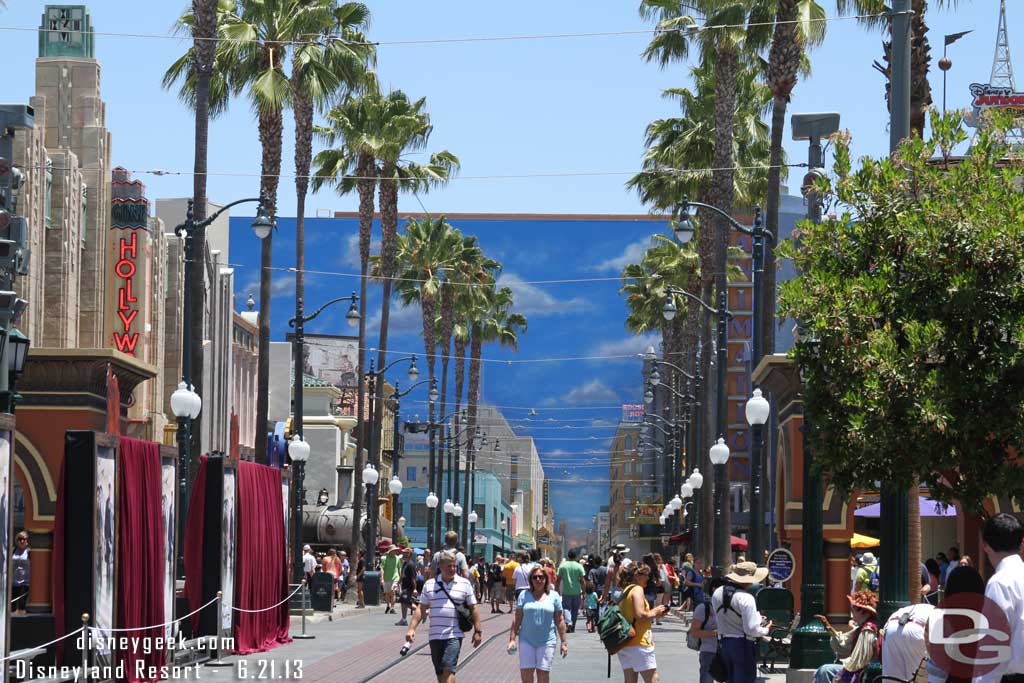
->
[[763, 0, 825, 359], [449, 243, 500, 546], [291, 1, 371, 361], [394, 217, 467, 546], [167, 0, 338, 463], [164, 0, 227, 470], [466, 283, 526, 547]]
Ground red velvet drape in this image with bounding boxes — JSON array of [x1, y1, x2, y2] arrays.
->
[[184, 456, 209, 632], [116, 437, 165, 682], [52, 450, 68, 662], [234, 461, 291, 654]]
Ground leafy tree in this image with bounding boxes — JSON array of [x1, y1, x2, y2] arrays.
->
[[777, 113, 1024, 515]]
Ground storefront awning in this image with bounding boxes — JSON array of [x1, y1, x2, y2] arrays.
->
[[854, 496, 956, 518], [851, 533, 880, 549]]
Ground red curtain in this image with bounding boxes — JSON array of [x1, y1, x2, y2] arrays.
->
[[184, 456, 209, 632], [234, 460, 291, 654], [52, 450, 68, 662], [116, 437, 165, 682]]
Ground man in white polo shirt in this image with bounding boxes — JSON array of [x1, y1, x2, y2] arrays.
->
[[406, 551, 482, 683], [979, 513, 1024, 683]]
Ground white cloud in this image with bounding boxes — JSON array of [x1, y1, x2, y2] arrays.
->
[[592, 237, 653, 273], [367, 301, 423, 337], [497, 272, 590, 317], [563, 379, 620, 405], [590, 332, 660, 358], [339, 232, 381, 269]]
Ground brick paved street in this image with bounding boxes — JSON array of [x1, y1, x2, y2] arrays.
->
[[186, 608, 789, 683]]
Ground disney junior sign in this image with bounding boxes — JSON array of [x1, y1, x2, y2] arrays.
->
[[926, 593, 1012, 678]]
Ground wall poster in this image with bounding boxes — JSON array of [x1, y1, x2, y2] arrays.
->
[[293, 333, 359, 387], [160, 458, 176, 642], [221, 469, 236, 633], [93, 445, 116, 668], [0, 432, 11, 661]]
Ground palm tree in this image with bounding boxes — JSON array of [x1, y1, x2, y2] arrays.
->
[[311, 89, 381, 553], [449, 242, 500, 547], [291, 1, 371, 356], [167, 0, 340, 463], [394, 216, 467, 546], [466, 283, 526, 547], [164, 0, 223, 470], [763, 0, 825, 360]]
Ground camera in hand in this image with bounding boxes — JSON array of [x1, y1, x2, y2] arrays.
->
[[400, 644, 411, 656]]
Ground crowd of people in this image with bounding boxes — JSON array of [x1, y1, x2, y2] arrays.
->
[[295, 513, 1023, 683]]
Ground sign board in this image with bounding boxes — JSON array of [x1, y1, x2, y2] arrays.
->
[[621, 404, 645, 423], [767, 547, 796, 584], [968, 83, 1024, 128]]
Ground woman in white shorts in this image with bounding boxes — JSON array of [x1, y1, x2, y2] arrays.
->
[[616, 563, 670, 683], [508, 565, 569, 682]]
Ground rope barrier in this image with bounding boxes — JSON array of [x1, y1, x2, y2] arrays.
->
[[229, 582, 305, 613], [86, 596, 219, 634], [0, 627, 84, 664]]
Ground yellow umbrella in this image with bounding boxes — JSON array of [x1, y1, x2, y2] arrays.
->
[[851, 533, 880, 549]]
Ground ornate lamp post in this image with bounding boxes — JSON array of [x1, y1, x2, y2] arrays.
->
[[388, 475, 403, 541], [500, 518, 507, 555], [426, 491, 439, 549], [287, 434, 311, 585], [709, 437, 731, 572], [745, 388, 770, 562], [170, 380, 201, 579], [688, 469, 703, 555]]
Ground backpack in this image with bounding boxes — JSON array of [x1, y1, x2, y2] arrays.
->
[[687, 600, 712, 651], [598, 585, 638, 654], [867, 568, 880, 593], [716, 585, 742, 619]]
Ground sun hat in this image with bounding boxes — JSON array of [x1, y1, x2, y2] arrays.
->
[[860, 552, 877, 566], [303, 544, 312, 551], [848, 590, 878, 615], [724, 561, 770, 585], [612, 544, 631, 554]]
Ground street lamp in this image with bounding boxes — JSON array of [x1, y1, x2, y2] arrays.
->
[[453, 503, 463, 520], [670, 495, 683, 511], [171, 379, 202, 579], [389, 475, 403, 543], [501, 518, 507, 555], [287, 434, 311, 587], [662, 297, 677, 321], [644, 388, 654, 405], [745, 388, 770, 562], [681, 482, 693, 499], [363, 355, 421, 567], [362, 462, 379, 486], [709, 437, 731, 572]]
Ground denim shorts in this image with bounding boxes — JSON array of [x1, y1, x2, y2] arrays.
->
[[429, 638, 463, 675]]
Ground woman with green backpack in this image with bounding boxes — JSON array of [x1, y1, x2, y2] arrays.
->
[[613, 563, 670, 683]]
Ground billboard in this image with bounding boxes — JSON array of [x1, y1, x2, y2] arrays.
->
[[621, 404, 644, 423], [291, 333, 359, 388]]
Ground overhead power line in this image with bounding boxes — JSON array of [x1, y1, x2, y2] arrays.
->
[[6, 12, 889, 48]]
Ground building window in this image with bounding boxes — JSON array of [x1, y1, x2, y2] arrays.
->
[[625, 436, 633, 451], [410, 503, 428, 527], [474, 504, 486, 526], [624, 485, 633, 501], [407, 466, 416, 482], [624, 461, 632, 474], [44, 159, 53, 229]]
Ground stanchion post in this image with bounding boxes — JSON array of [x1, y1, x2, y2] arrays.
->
[[205, 591, 232, 667], [294, 579, 315, 640], [81, 613, 90, 680]]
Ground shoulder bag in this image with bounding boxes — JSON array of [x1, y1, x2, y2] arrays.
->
[[436, 580, 474, 633]]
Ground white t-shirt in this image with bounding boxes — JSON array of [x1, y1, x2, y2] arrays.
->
[[979, 553, 1024, 682], [422, 576, 477, 640], [513, 562, 537, 590], [303, 552, 317, 574], [881, 603, 933, 683], [607, 556, 633, 570]]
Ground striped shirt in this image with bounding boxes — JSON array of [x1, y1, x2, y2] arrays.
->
[[423, 576, 477, 641]]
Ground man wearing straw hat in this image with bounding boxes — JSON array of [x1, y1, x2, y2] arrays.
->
[[712, 562, 773, 683]]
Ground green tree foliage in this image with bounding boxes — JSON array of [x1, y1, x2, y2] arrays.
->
[[777, 113, 1024, 514]]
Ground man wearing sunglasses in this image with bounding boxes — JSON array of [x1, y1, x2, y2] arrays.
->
[[407, 551, 482, 683]]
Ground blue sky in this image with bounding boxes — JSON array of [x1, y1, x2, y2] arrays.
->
[[1, 1, 1012, 540]]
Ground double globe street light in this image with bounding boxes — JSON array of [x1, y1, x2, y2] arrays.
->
[[744, 388, 771, 562], [171, 380, 202, 579]]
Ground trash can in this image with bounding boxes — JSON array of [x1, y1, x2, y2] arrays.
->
[[309, 572, 334, 612], [362, 570, 382, 606]]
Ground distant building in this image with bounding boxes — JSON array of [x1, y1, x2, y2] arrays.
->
[[608, 421, 642, 551]]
